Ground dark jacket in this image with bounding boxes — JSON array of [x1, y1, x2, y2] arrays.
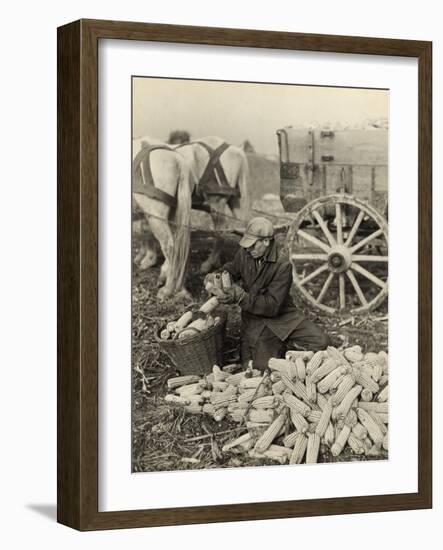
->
[[222, 240, 305, 347]]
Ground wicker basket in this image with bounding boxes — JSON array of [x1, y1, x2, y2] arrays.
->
[[155, 312, 227, 375]]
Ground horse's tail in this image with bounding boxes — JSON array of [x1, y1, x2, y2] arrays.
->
[[231, 150, 251, 224], [170, 157, 192, 292]]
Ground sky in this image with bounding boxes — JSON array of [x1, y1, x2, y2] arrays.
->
[[133, 77, 388, 155]]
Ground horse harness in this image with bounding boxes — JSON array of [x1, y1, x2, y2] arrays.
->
[[133, 141, 240, 211], [181, 141, 240, 199], [133, 144, 178, 209]]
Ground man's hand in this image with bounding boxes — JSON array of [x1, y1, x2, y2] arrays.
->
[[216, 284, 245, 305]]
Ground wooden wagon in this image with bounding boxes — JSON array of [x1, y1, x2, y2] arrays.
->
[[277, 126, 388, 315]]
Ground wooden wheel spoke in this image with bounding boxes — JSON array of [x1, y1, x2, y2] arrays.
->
[[297, 229, 331, 253], [335, 203, 343, 245], [353, 255, 388, 262], [317, 272, 334, 304], [344, 210, 365, 246], [351, 262, 387, 289], [339, 273, 345, 309], [291, 253, 328, 262], [299, 264, 329, 286], [350, 228, 383, 253], [347, 269, 368, 307], [312, 210, 336, 247]]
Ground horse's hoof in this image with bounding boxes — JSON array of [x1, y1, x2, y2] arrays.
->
[[157, 287, 172, 302]]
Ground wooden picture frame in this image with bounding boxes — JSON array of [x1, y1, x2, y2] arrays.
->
[[57, 19, 432, 530]]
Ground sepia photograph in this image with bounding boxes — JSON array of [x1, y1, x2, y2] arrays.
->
[[131, 76, 389, 473]]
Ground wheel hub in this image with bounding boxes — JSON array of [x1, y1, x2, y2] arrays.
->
[[327, 245, 352, 273]]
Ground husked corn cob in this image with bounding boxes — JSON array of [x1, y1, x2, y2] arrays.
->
[[354, 369, 380, 393], [383, 433, 389, 451], [344, 349, 364, 363], [252, 395, 277, 409], [331, 425, 351, 456], [290, 410, 309, 433], [354, 359, 380, 374], [377, 385, 388, 402], [306, 433, 321, 463], [212, 365, 228, 382], [213, 407, 228, 421], [327, 346, 351, 367], [378, 350, 388, 366], [229, 410, 246, 423], [210, 389, 237, 406], [237, 388, 257, 404], [295, 357, 306, 381], [367, 410, 388, 435], [357, 401, 388, 413], [356, 408, 384, 446], [344, 409, 358, 428], [352, 422, 368, 440], [222, 432, 252, 452], [378, 413, 389, 424], [364, 352, 380, 363], [225, 372, 246, 386], [344, 345, 362, 355], [239, 376, 265, 389], [306, 377, 317, 403], [311, 358, 339, 383], [167, 375, 201, 390], [306, 350, 325, 376], [317, 366, 346, 394], [323, 422, 335, 446], [176, 382, 205, 396], [227, 401, 248, 411], [184, 404, 203, 414], [202, 403, 216, 415], [332, 374, 356, 406], [379, 374, 389, 387], [272, 380, 286, 395], [164, 394, 192, 405], [255, 412, 287, 453], [282, 392, 310, 417], [212, 381, 229, 392], [268, 358, 293, 377], [283, 431, 299, 448], [363, 437, 373, 455], [316, 393, 328, 411], [289, 433, 308, 464], [372, 362, 383, 382], [307, 410, 322, 423], [315, 399, 333, 437], [367, 444, 381, 457], [250, 444, 291, 464], [333, 384, 362, 420], [221, 363, 242, 373], [248, 408, 275, 423], [330, 374, 345, 392], [348, 433, 365, 454], [360, 388, 373, 402]]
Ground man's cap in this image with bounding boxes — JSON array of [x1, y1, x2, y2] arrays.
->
[[239, 217, 275, 248]]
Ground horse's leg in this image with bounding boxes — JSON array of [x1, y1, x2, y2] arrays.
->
[[139, 229, 159, 270], [201, 197, 227, 274]]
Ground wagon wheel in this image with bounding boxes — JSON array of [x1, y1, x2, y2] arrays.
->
[[287, 194, 388, 315]]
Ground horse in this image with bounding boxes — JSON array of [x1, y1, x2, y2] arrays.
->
[[132, 135, 250, 299], [174, 136, 250, 273], [132, 136, 192, 301]]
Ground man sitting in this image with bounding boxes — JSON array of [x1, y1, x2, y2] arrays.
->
[[209, 216, 330, 371]]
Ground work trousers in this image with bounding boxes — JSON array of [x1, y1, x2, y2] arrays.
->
[[242, 319, 330, 372]]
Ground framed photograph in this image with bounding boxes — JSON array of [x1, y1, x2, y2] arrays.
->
[[57, 19, 432, 530]]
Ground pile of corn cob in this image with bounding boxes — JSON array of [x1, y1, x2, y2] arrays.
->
[[164, 345, 389, 465], [159, 297, 222, 340]]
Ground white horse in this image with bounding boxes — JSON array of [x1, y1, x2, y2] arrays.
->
[[132, 137, 192, 301], [174, 136, 250, 274]]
